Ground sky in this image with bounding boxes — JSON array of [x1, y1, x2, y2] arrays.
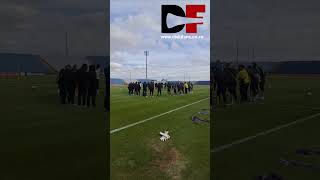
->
[[110, 0, 210, 81], [212, 0, 320, 62], [0, 0, 108, 68], [1, 0, 320, 71]]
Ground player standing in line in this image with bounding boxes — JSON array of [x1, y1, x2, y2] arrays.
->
[[104, 64, 109, 111], [87, 65, 97, 107], [184, 82, 189, 94], [157, 82, 162, 96], [253, 62, 266, 99], [142, 81, 147, 97], [213, 60, 226, 105], [247, 65, 258, 102], [149, 81, 154, 97], [179, 82, 184, 95], [237, 65, 250, 103], [95, 64, 101, 95], [173, 82, 177, 95], [167, 81, 171, 95], [57, 68, 66, 104], [188, 81, 191, 93], [137, 82, 141, 96], [64, 65, 75, 104], [71, 65, 78, 104], [77, 64, 89, 106], [224, 63, 237, 104]]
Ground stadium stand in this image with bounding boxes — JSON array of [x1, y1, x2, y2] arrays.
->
[[211, 61, 320, 74], [0, 53, 57, 75], [274, 61, 320, 74], [111, 78, 126, 85], [136, 79, 157, 83], [195, 81, 210, 85]]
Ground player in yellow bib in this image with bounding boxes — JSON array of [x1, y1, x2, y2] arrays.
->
[[184, 82, 189, 94], [237, 65, 250, 102]]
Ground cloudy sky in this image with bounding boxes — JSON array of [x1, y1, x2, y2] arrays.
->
[[213, 0, 320, 62], [2, 0, 319, 71], [110, 0, 210, 81], [0, 0, 108, 68]]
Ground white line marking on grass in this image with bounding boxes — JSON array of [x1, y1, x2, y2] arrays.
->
[[110, 97, 209, 134], [213, 112, 320, 153]]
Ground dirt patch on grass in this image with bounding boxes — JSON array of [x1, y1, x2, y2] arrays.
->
[[149, 141, 187, 180]]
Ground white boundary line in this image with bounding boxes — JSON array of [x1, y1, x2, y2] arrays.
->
[[110, 97, 209, 134], [213, 112, 320, 153]]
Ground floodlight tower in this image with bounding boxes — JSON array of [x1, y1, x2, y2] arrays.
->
[[144, 50, 149, 79], [235, 40, 239, 66], [65, 32, 69, 57], [252, 48, 255, 61]]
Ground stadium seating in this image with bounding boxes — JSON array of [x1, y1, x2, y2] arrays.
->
[[111, 78, 126, 85], [0, 53, 56, 74], [211, 61, 320, 74], [274, 61, 320, 74]]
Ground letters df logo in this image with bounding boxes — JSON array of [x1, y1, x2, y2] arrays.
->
[[161, 5, 206, 34]]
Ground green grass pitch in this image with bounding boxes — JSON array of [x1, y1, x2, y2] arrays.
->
[[3, 74, 318, 179], [213, 75, 320, 179], [0, 75, 107, 180], [110, 85, 210, 180]]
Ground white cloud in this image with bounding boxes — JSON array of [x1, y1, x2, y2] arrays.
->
[[111, 0, 210, 81]]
